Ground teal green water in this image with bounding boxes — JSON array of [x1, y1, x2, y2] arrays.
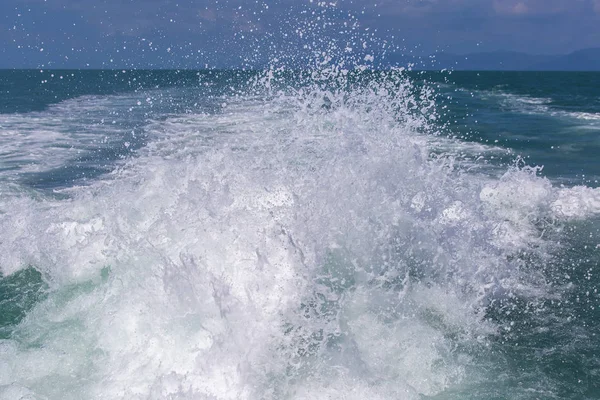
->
[[0, 268, 47, 339]]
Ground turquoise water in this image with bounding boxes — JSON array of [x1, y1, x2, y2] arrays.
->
[[1, 69, 599, 399]]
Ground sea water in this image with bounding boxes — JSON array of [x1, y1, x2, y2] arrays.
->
[[1, 66, 600, 399]]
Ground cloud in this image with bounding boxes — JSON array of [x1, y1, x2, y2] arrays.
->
[[377, 0, 594, 17], [493, 1, 528, 15], [513, 2, 528, 14], [373, 0, 485, 16], [491, 0, 595, 16]]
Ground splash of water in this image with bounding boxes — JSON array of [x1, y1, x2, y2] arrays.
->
[[3, 1, 600, 397], [2, 65, 599, 400]]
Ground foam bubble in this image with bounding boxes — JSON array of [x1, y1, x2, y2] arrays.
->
[[552, 185, 600, 218]]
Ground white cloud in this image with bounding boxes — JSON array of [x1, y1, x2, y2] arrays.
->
[[493, 0, 528, 15], [492, 0, 590, 15], [513, 2, 529, 14]]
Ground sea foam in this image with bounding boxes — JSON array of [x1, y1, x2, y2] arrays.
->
[[2, 69, 599, 399]]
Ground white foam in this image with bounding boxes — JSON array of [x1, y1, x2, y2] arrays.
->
[[552, 185, 600, 218], [479, 168, 554, 247], [0, 93, 144, 184], [484, 90, 600, 126], [484, 91, 552, 113], [551, 111, 600, 121]]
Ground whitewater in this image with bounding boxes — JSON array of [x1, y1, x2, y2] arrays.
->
[[1, 66, 600, 399]]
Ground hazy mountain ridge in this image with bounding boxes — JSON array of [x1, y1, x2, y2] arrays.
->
[[386, 48, 600, 71]]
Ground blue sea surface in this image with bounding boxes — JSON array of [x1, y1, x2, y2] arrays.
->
[[0, 69, 599, 399]]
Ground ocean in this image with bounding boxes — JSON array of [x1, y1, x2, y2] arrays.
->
[[0, 69, 599, 399]]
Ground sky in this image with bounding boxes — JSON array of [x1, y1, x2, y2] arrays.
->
[[1, 0, 599, 68]]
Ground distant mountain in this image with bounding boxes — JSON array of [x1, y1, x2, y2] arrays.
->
[[384, 48, 600, 71], [530, 48, 600, 71], [431, 51, 555, 71]]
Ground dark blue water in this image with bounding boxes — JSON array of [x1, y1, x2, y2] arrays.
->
[[0, 70, 599, 399], [426, 71, 600, 186]]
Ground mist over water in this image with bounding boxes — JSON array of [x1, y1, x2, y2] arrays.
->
[[2, 6, 600, 399]]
